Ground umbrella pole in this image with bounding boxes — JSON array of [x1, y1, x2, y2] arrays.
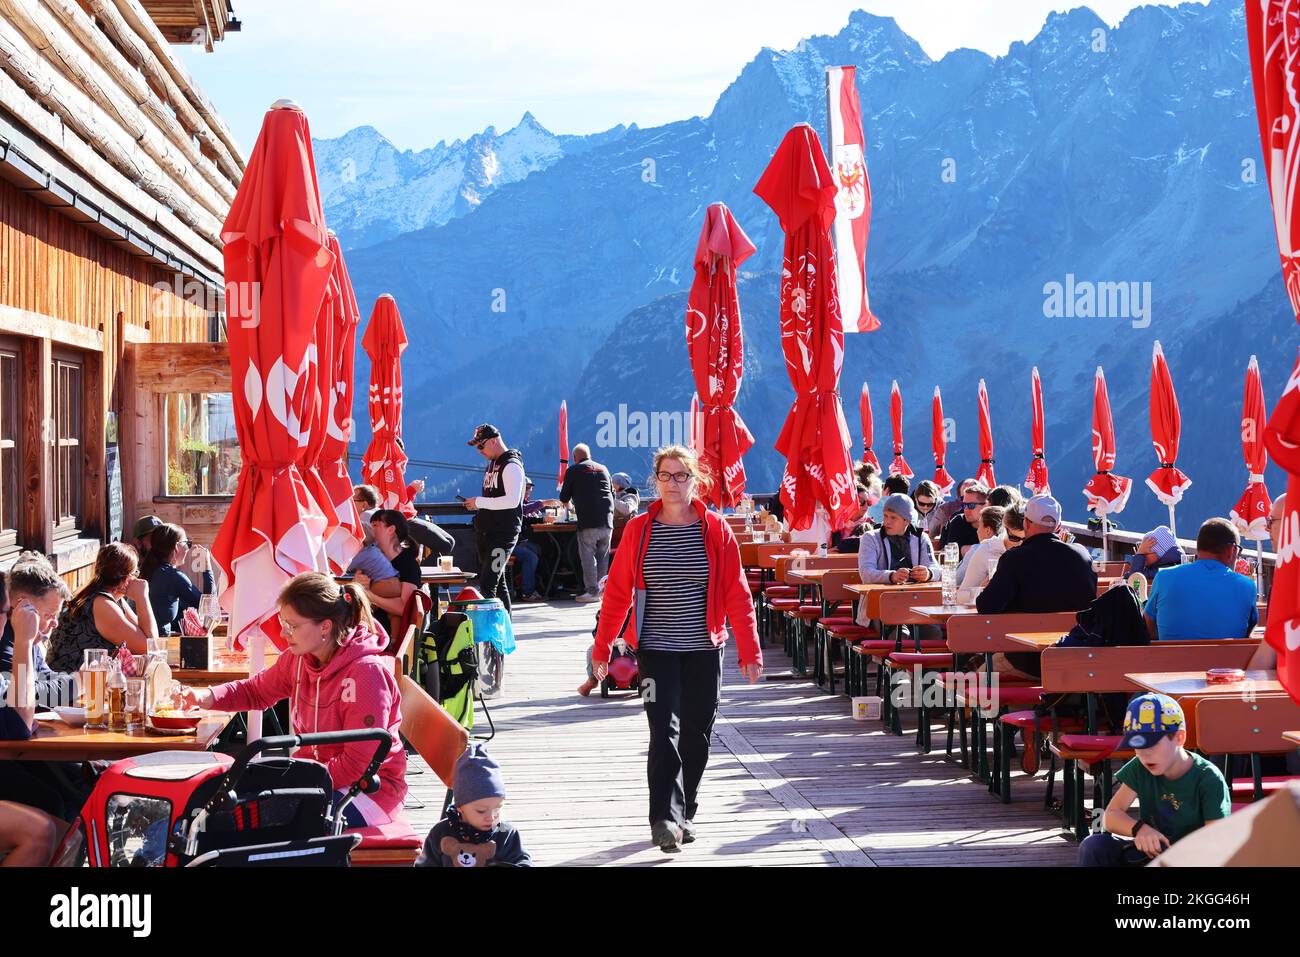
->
[[1101, 515, 1108, 562], [1256, 538, 1264, 599], [1167, 504, 1177, 543], [247, 634, 265, 741]]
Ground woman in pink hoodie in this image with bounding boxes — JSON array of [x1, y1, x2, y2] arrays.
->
[[179, 573, 407, 827]]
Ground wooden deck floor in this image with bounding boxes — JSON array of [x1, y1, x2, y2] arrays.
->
[[403, 602, 1080, 866]]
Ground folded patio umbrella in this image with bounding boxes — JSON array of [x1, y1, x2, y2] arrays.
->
[[1083, 367, 1131, 558], [213, 100, 333, 653], [557, 400, 569, 493], [316, 231, 363, 573], [754, 124, 858, 530], [1231, 356, 1272, 594], [686, 202, 756, 508], [1146, 340, 1191, 537], [976, 378, 996, 489], [360, 294, 412, 515], [888, 380, 913, 480], [1232, 356, 1273, 539], [688, 393, 700, 453], [859, 382, 880, 472], [1248, 1, 1300, 704], [1024, 367, 1051, 496], [931, 387, 954, 499]]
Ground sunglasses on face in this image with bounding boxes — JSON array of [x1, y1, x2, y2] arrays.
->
[[1006, 532, 1024, 542], [963, 501, 984, 510], [915, 499, 934, 509]]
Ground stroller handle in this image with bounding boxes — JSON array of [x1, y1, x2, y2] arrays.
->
[[204, 729, 395, 814]]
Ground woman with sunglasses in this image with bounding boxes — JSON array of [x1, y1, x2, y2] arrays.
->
[[140, 523, 214, 636], [178, 573, 407, 828], [592, 445, 762, 853]]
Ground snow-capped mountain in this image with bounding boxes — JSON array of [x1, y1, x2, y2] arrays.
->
[[313, 113, 632, 250], [341, 0, 1295, 532]]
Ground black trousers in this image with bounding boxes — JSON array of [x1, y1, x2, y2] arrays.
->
[[476, 532, 519, 614], [637, 646, 723, 827]]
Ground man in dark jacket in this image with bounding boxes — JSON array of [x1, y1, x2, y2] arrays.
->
[[977, 494, 1096, 616], [560, 443, 614, 603], [938, 482, 988, 556]]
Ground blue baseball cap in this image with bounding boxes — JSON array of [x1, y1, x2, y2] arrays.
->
[[1118, 693, 1185, 750]]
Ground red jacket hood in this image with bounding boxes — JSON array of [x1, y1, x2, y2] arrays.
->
[[300, 622, 390, 681]]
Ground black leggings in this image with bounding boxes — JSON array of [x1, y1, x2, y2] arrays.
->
[[637, 646, 723, 827], [477, 533, 518, 614]]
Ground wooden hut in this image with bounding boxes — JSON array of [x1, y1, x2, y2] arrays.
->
[[0, 0, 242, 590]]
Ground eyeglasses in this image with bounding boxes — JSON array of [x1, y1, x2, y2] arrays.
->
[[655, 471, 692, 484], [963, 501, 985, 510], [915, 499, 935, 510], [278, 616, 315, 637], [1006, 532, 1024, 542], [182, 539, 194, 548], [474, 440, 491, 451]]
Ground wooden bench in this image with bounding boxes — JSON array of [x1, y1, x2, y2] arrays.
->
[[1038, 640, 1259, 839], [769, 555, 860, 670], [941, 612, 1078, 787], [1194, 695, 1300, 802]]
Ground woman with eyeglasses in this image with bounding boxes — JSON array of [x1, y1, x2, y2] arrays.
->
[[140, 523, 214, 636], [592, 445, 763, 853], [178, 572, 407, 828]]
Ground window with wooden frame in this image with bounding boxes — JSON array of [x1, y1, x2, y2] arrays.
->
[[52, 352, 84, 539], [0, 338, 20, 557]]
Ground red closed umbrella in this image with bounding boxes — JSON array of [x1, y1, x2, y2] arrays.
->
[[316, 232, 363, 572], [1084, 367, 1132, 559], [686, 202, 756, 508], [688, 393, 700, 453], [859, 382, 880, 472], [557, 400, 569, 492], [931, 387, 954, 498], [1024, 367, 1051, 496], [1231, 357, 1272, 579], [1146, 340, 1192, 537], [1248, 1, 1300, 703], [213, 101, 333, 652], [754, 124, 858, 530], [360, 295, 412, 515], [976, 378, 996, 489], [888, 380, 913, 480]]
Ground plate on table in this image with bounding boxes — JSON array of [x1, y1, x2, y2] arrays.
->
[[148, 711, 204, 732]]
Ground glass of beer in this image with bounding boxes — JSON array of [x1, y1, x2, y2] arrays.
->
[[438, 555, 454, 572], [81, 649, 109, 729]]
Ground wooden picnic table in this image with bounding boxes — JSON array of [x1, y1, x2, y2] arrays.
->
[[911, 604, 977, 624], [785, 567, 832, 586], [845, 582, 941, 620], [1124, 670, 1284, 699], [1004, 631, 1068, 651], [0, 712, 232, 761]]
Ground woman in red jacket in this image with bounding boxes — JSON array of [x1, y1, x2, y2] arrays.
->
[[592, 445, 762, 853]]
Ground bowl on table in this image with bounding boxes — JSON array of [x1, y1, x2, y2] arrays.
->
[[148, 710, 205, 732], [53, 706, 87, 727]]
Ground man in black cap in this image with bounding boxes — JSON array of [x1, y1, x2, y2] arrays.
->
[[465, 424, 525, 613]]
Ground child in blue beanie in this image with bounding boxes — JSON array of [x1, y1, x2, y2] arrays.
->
[[415, 744, 532, 867]]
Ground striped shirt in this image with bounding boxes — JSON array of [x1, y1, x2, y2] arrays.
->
[[638, 519, 713, 652]]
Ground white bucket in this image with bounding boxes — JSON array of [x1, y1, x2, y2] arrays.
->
[[851, 696, 882, 721]]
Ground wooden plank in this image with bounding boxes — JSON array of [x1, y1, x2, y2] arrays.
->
[[131, 341, 229, 391], [20, 335, 50, 553]]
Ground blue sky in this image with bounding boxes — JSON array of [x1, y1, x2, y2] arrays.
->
[[180, 1, 1207, 154]]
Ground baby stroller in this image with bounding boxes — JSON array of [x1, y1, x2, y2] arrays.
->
[[592, 606, 639, 698], [54, 729, 394, 867], [600, 639, 640, 698]]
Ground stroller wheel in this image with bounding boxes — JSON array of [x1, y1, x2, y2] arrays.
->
[[599, 679, 609, 699]]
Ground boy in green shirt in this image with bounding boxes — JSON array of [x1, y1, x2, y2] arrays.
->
[[1078, 692, 1231, 866]]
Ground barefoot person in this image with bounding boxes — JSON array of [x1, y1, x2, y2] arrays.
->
[[592, 445, 763, 853]]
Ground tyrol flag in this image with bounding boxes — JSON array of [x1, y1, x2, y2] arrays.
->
[[825, 65, 879, 334]]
